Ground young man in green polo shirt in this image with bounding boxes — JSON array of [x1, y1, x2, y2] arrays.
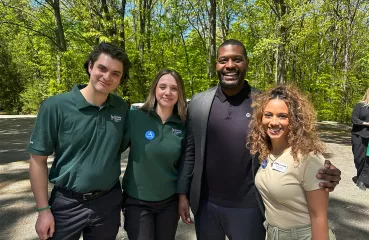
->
[[28, 42, 130, 240]]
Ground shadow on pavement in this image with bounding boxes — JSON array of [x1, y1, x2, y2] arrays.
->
[[317, 122, 352, 146], [0, 168, 29, 190], [329, 197, 369, 239], [0, 195, 35, 239], [0, 195, 35, 212], [0, 118, 35, 164]]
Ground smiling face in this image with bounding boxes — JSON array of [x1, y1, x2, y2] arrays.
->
[[155, 74, 179, 111], [262, 99, 290, 148], [88, 53, 123, 95], [216, 44, 248, 90]]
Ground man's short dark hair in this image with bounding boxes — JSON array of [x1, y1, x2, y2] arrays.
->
[[218, 39, 248, 59], [84, 42, 131, 82]]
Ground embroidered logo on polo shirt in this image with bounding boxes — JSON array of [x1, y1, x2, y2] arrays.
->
[[172, 128, 182, 136], [111, 115, 122, 122]]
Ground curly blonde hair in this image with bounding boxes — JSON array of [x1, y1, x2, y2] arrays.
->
[[247, 84, 325, 163]]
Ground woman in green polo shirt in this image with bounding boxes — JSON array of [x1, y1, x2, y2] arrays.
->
[[122, 68, 187, 240]]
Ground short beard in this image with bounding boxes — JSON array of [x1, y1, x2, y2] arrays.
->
[[218, 72, 244, 89], [219, 79, 242, 89]]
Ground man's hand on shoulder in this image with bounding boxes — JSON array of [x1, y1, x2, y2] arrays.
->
[[35, 210, 55, 240], [316, 160, 341, 192]]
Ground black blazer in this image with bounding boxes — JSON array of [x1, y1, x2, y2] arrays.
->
[[252, 153, 266, 219], [351, 102, 369, 138]]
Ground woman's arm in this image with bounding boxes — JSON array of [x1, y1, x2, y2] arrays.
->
[[306, 189, 329, 240]]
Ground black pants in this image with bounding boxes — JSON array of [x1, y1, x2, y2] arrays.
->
[[48, 183, 122, 240], [352, 134, 369, 185], [122, 193, 179, 240], [194, 200, 265, 240]]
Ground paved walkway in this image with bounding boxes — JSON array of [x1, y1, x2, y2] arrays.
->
[[0, 116, 368, 239], [0, 116, 195, 240]]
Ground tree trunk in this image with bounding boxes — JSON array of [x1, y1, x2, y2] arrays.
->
[[274, 0, 287, 84], [139, 0, 146, 62], [208, 0, 216, 80], [276, 28, 286, 84], [56, 53, 61, 84], [47, 0, 66, 52], [179, 26, 194, 96], [219, 0, 230, 41], [119, 0, 127, 51], [101, 0, 116, 37], [146, 0, 153, 54]]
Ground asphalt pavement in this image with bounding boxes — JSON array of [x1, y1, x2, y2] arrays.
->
[[0, 116, 368, 240], [0, 116, 195, 240]]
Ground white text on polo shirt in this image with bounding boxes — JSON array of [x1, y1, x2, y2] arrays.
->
[[111, 115, 122, 122], [172, 128, 182, 135]]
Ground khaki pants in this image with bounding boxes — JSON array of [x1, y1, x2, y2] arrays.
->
[[264, 221, 336, 240]]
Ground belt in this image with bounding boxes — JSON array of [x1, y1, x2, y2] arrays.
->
[[54, 181, 120, 201]]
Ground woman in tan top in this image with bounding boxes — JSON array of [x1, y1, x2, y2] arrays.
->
[[248, 85, 335, 240]]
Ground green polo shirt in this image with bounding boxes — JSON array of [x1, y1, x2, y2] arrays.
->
[[122, 109, 185, 201], [28, 85, 130, 193]]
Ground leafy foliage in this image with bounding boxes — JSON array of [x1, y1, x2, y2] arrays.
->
[[0, 0, 368, 122]]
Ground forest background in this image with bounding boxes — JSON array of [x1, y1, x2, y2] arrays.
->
[[0, 0, 368, 122]]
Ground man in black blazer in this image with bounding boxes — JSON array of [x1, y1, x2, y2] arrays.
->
[[177, 39, 341, 239]]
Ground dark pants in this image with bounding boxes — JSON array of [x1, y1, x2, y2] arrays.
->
[[48, 182, 122, 240], [122, 193, 179, 240], [194, 200, 265, 240], [352, 134, 369, 185]]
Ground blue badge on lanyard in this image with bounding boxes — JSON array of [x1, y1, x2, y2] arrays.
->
[[145, 130, 155, 140], [261, 159, 268, 169]]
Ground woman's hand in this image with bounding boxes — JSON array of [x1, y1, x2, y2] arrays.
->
[[178, 194, 193, 225]]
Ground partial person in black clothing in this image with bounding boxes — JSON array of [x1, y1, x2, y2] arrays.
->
[[351, 88, 369, 190], [177, 39, 342, 240]]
